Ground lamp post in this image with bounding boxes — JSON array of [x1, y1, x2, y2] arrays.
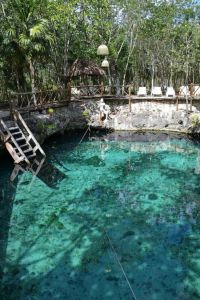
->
[[97, 44, 111, 94]]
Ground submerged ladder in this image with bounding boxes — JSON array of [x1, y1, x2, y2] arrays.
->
[[0, 109, 45, 164]]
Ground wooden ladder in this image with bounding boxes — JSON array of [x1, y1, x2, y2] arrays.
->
[[0, 109, 45, 164], [10, 156, 46, 189]]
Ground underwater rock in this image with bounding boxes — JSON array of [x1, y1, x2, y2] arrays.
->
[[121, 230, 135, 239], [84, 156, 105, 167], [148, 193, 158, 200], [21, 181, 31, 186]]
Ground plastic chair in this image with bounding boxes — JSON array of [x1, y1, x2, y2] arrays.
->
[[166, 87, 175, 97], [137, 87, 147, 96], [151, 87, 162, 96]]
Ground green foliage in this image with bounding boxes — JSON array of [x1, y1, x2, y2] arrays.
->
[[48, 108, 54, 114], [47, 124, 56, 130], [190, 114, 200, 128], [82, 109, 90, 122], [1, 0, 200, 94], [36, 121, 45, 132]]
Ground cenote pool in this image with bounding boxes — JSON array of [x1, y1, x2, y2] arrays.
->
[[1, 131, 200, 300]]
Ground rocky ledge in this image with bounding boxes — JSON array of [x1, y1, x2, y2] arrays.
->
[[86, 100, 200, 135], [1, 99, 200, 155]]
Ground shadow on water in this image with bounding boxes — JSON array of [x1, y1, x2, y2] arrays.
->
[[0, 156, 16, 287], [0, 154, 66, 299], [10, 156, 66, 190], [0, 131, 86, 298]]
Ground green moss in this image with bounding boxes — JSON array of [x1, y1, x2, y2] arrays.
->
[[47, 124, 56, 130], [48, 108, 54, 115], [36, 121, 56, 133], [190, 114, 200, 128], [36, 121, 45, 131], [82, 109, 90, 121]]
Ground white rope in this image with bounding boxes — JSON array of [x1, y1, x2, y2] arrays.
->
[[77, 126, 90, 146], [76, 128, 138, 300], [105, 231, 138, 300]]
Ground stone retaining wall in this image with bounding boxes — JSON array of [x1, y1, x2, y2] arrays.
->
[[1, 99, 200, 155]]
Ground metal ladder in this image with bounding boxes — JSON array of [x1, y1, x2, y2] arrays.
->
[[0, 110, 45, 164]]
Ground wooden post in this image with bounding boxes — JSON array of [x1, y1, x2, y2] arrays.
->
[[189, 83, 193, 96], [9, 94, 16, 119], [100, 81, 104, 96], [66, 80, 71, 101], [129, 85, 132, 112], [9, 100, 13, 118], [176, 96, 179, 111], [190, 97, 193, 112]]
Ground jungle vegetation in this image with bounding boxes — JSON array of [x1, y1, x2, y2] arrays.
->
[[0, 0, 200, 97]]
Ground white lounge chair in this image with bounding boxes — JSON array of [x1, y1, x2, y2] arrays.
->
[[179, 86, 190, 96], [193, 85, 200, 96], [152, 86, 162, 96], [137, 87, 147, 97], [166, 87, 175, 97]]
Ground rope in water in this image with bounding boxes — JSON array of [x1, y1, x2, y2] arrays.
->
[[77, 126, 90, 146], [47, 126, 91, 169], [51, 126, 138, 300], [75, 127, 138, 300], [104, 231, 138, 300]]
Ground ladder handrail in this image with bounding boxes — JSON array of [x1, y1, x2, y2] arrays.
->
[[13, 110, 46, 157], [1, 109, 46, 164], [0, 119, 29, 164]]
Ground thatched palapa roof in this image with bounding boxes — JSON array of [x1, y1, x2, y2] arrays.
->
[[68, 59, 106, 77]]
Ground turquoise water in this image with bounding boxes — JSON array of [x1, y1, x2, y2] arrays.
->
[[1, 131, 200, 300]]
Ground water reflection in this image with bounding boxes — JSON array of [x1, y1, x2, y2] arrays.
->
[[0, 155, 66, 298], [10, 156, 66, 189]]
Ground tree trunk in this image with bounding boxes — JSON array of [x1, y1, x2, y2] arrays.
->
[[151, 59, 155, 95], [185, 59, 189, 113], [170, 60, 173, 86], [122, 27, 138, 94], [29, 59, 36, 106]]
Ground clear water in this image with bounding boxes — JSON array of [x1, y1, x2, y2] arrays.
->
[[1, 131, 200, 300]]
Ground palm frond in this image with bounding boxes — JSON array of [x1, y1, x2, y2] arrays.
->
[[19, 33, 30, 47], [30, 19, 48, 37]]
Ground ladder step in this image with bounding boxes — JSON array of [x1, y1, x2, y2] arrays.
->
[[13, 147, 33, 155], [12, 131, 22, 136], [9, 127, 19, 131], [27, 153, 36, 159], [16, 137, 26, 142], [24, 148, 33, 154], [20, 144, 29, 148], [5, 121, 15, 128]]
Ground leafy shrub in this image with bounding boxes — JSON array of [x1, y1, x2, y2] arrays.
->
[[191, 114, 200, 127], [82, 109, 90, 121]]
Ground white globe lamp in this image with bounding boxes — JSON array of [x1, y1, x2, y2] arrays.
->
[[97, 44, 109, 56], [101, 58, 109, 68]]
